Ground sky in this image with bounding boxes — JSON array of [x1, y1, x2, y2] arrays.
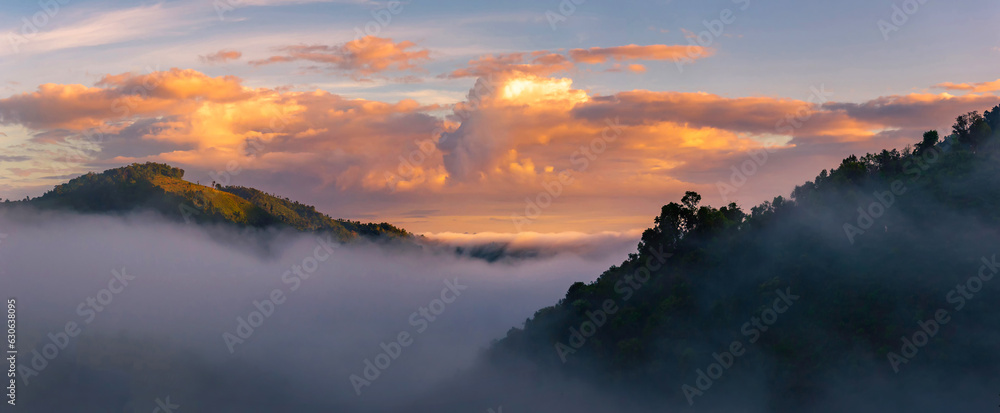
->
[[0, 0, 998, 234]]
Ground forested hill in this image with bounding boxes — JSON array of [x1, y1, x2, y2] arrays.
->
[[3, 162, 409, 242], [459, 105, 1000, 411]]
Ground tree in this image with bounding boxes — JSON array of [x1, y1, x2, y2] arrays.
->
[[984, 104, 1000, 131], [915, 130, 939, 155], [953, 111, 989, 152]]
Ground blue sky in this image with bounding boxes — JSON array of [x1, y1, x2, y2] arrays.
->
[[3, 0, 997, 101]]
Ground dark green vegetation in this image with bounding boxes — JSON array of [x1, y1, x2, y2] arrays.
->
[[5, 162, 409, 241], [487, 105, 1000, 409]]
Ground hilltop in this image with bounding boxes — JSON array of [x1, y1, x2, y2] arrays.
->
[[4, 162, 409, 242]]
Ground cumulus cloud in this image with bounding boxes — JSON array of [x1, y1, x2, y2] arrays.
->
[[250, 36, 431, 80], [2, 67, 998, 233], [200, 49, 243, 64]]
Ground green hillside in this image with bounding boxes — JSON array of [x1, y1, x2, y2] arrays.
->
[[9, 162, 408, 241]]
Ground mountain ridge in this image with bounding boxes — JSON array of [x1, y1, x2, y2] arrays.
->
[[3, 162, 409, 242]]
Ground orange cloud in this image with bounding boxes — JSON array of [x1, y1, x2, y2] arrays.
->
[[568, 44, 713, 63], [0, 69, 446, 193], [200, 49, 242, 64], [0, 68, 249, 130], [819, 92, 1000, 140], [446, 44, 706, 79], [934, 79, 1000, 93], [4, 68, 999, 234], [249, 36, 430, 79], [573, 91, 814, 135], [445, 52, 574, 79], [606, 63, 647, 73]]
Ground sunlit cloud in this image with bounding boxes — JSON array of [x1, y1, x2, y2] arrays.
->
[[249, 36, 431, 80], [933, 79, 1000, 93], [444, 52, 575, 79], [200, 49, 243, 64], [567, 44, 712, 63], [1, 63, 998, 232], [444, 44, 708, 79]]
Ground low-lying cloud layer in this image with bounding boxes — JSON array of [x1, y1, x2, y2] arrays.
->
[[0, 209, 636, 411]]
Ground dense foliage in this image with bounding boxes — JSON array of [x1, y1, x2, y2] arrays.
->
[[219, 185, 408, 238], [490, 104, 1000, 409]]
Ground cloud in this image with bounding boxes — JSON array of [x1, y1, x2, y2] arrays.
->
[[0, 155, 30, 162], [249, 36, 431, 79], [0, 68, 446, 196], [3, 67, 999, 233], [0, 68, 250, 130], [820, 93, 1000, 137], [568, 44, 712, 64], [1, 3, 210, 56], [200, 49, 243, 64], [444, 52, 574, 79], [933, 79, 1000, 93], [445, 44, 708, 79], [0, 210, 631, 411], [572, 90, 814, 135]]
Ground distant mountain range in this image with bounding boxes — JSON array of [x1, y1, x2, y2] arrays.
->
[[3, 162, 409, 242]]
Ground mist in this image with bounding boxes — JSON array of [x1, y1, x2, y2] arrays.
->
[[0, 209, 636, 412]]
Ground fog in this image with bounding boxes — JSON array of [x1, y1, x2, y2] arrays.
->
[[3, 184, 999, 413], [0, 209, 635, 412]]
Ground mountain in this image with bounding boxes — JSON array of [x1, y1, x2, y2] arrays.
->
[[4, 162, 409, 241], [410, 104, 1000, 411]]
